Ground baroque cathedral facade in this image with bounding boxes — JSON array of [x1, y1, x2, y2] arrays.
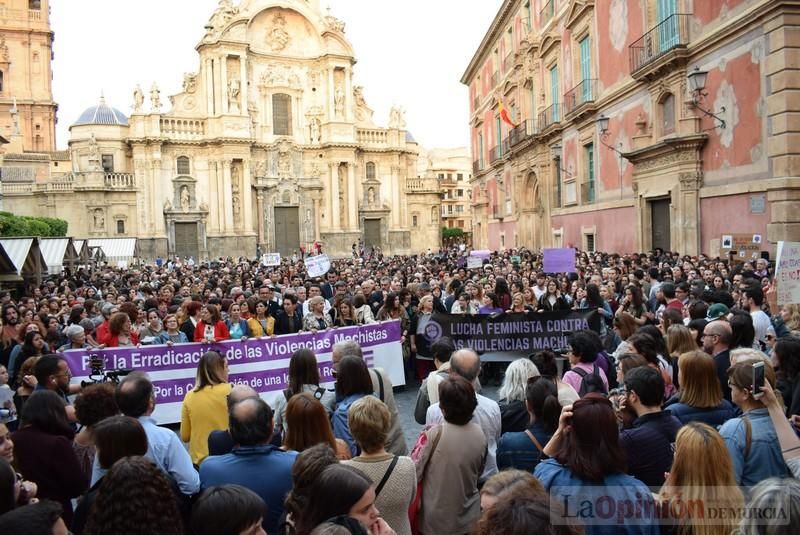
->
[[0, 0, 443, 260]]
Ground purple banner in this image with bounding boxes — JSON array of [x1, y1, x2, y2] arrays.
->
[[543, 248, 576, 273], [61, 321, 404, 424]]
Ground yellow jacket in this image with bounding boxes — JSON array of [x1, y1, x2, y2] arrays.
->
[[180, 382, 232, 465], [247, 316, 274, 336]]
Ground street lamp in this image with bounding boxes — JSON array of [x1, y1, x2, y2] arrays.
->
[[595, 114, 627, 199], [687, 67, 726, 129]]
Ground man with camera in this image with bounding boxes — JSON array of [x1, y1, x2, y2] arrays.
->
[[32, 354, 83, 422]]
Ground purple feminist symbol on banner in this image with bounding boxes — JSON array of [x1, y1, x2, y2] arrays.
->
[[423, 320, 442, 342]]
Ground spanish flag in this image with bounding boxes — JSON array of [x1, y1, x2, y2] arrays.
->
[[498, 100, 516, 128]]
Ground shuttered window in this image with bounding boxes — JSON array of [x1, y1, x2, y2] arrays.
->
[[272, 94, 292, 136]]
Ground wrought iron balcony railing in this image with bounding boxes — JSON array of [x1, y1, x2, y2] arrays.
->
[[629, 13, 691, 73], [564, 79, 597, 116], [538, 103, 561, 130]]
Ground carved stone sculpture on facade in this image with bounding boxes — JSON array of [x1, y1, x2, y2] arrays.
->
[[132, 85, 144, 112], [389, 106, 406, 129], [266, 12, 290, 51], [309, 118, 321, 144], [334, 85, 345, 118], [228, 78, 241, 113], [150, 83, 162, 112], [180, 186, 190, 212], [88, 133, 100, 163], [183, 73, 198, 94], [93, 209, 104, 229]]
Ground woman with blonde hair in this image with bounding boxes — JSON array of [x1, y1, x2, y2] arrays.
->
[[410, 295, 436, 381], [180, 350, 232, 466], [303, 296, 332, 332], [497, 358, 540, 434], [666, 324, 698, 388], [659, 422, 745, 535], [665, 350, 735, 426]]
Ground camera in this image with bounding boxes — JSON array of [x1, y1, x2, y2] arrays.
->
[[81, 355, 133, 387]]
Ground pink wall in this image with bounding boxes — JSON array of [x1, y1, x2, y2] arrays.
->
[[551, 205, 637, 253], [597, 104, 641, 191], [693, 0, 748, 25], [700, 51, 762, 172], [596, 0, 645, 88], [488, 220, 518, 250], [700, 193, 771, 254]]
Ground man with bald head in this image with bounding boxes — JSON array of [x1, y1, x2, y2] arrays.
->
[[702, 320, 733, 401], [200, 397, 296, 534], [425, 348, 501, 481], [207, 384, 259, 456]]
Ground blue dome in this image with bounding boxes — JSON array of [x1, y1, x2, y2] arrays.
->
[[405, 131, 416, 142], [73, 96, 128, 126]]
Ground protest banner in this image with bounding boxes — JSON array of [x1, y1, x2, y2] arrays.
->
[[61, 321, 403, 425], [776, 241, 800, 306], [467, 256, 483, 269], [260, 253, 281, 267], [305, 254, 331, 278], [719, 234, 762, 263], [543, 248, 576, 273], [421, 309, 596, 355]]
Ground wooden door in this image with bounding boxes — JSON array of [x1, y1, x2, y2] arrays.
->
[[174, 222, 199, 260], [274, 207, 300, 256]]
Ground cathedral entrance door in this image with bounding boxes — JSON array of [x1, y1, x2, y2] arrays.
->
[[174, 222, 199, 260], [274, 207, 300, 256], [650, 197, 672, 252], [364, 219, 381, 249]]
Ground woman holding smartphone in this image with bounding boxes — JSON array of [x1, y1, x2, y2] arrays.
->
[[719, 360, 790, 487]]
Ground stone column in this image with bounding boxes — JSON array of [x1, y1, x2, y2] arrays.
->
[[765, 8, 800, 243], [330, 162, 339, 230], [221, 56, 229, 115], [348, 162, 358, 230], [149, 159, 160, 235], [313, 196, 321, 241], [239, 55, 248, 116], [222, 159, 233, 231], [344, 67, 352, 123], [205, 58, 215, 115], [390, 164, 400, 227], [242, 159, 253, 232], [328, 69, 336, 122], [256, 191, 266, 247], [677, 173, 701, 256]]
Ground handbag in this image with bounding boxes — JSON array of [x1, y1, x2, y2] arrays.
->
[[408, 425, 443, 535]]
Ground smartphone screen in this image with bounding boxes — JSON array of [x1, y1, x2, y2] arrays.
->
[[752, 362, 765, 399]]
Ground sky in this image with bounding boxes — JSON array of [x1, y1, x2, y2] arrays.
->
[[51, 0, 503, 151]]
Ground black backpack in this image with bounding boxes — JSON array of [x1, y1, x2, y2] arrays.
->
[[573, 363, 608, 397]]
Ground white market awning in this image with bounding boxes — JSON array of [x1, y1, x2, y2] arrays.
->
[[87, 238, 138, 268], [39, 238, 79, 275]]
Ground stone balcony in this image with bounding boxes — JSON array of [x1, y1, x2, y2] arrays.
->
[[160, 117, 206, 140], [405, 178, 439, 193], [104, 173, 136, 189]]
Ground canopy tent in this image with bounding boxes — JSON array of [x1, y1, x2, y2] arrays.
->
[[39, 238, 79, 275], [87, 238, 139, 268], [0, 238, 48, 286], [73, 240, 92, 265], [0, 244, 22, 283]]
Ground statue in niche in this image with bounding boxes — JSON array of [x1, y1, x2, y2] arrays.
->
[[277, 143, 292, 178], [334, 84, 345, 117], [309, 118, 320, 144], [255, 160, 266, 178], [228, 79, 241, 113], [183, 73, 197, 94], [132, 85, 144, 112], [180, 186, 190, 212], [93, 209, 104, 229], [368, 187, 375, 206], [231, 166, 240, 192], [232, 196, 241, 220], [150, 83, 161, 112]]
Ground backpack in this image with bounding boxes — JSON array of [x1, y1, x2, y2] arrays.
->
[[600, 351, 619, 391], [573, 363, 608, 397]]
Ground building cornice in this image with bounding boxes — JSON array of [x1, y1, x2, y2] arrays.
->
[[460, 0, 521, 85]]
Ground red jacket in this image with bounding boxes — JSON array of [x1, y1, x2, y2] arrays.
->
[[105, 330, 139, 348], [95, 320, 111, 345], [194, 320, 230, 342]]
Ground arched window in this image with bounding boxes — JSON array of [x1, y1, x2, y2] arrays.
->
[[660, 93, 675, 136], [177, 156, 191, 175], [272, 94, 292, 136], [116, 220, 125, 235], [366, 161, 376, 180]]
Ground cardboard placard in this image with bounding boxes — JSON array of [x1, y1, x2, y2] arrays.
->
[[719, 234, 761, 263]]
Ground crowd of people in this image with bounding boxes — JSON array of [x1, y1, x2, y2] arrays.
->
[[0, 246, 799, 534]]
